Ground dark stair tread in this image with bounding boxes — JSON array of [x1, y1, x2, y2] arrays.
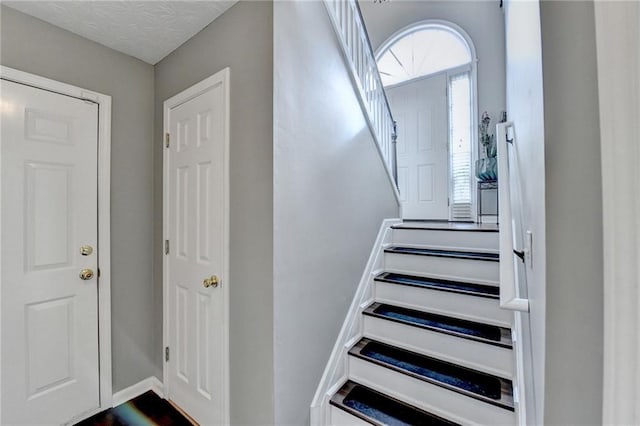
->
[[391, 222, 499, 233], [374, 272, 499, 299], [331, 380, 459, 426], [363, 302, 512, 348], [349, 338, 514, 411], [385, 246, 499, 262]]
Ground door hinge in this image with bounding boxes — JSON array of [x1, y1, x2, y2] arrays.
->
[[165, 240, 170, 255], [165, 347, 170, 362], [165, 133, 170, 148]]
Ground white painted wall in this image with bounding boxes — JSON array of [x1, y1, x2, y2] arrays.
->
[[540, 2, 603, 424], [595, 2, 640, 424], [359, 0, 506, 134], [503, 1, 546, 423], [504, 1, 605, 424], [273, 2, 400, 425]]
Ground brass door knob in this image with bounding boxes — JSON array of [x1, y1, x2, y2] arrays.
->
[[203, 275, 219, 288], [79, 268, 94, 280]]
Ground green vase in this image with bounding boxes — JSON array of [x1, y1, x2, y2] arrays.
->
[[475, 157, 497, 181]]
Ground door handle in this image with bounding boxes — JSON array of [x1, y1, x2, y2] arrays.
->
[[203, 275, 219, 288], [79, 268, 94, 280]]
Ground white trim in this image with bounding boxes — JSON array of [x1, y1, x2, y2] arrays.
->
[[310, 218, 402, 426], [374, 20, 479, 221], [0, 66, 113, 418], [162, 68, 231, 425], [513, 310, 528, 425], [594, 2, 640, 424], [112, 377, 164, 408]]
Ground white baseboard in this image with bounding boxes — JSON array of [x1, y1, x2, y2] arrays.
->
[[112, 376, 164, 407]]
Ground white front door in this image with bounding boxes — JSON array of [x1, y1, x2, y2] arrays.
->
[[1, 79, 100, 425], [388, 74, 449, 219], [164, 69, 229, 425]]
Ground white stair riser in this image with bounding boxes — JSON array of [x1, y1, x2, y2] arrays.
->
[[329, 405, 370, 426], [363, 316, 513, 379], [392, 229, 499, 251], [375, 281, 512, 327], [348, 357, 515, 426], [384, 252, 499, 283]]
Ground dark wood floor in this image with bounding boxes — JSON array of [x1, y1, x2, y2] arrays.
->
[[77, 391, 192, 426]]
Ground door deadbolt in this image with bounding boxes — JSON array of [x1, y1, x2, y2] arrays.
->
[[80, 245, 93, 256], [203, 275, 219, 288], [79, 268, 94, 280]]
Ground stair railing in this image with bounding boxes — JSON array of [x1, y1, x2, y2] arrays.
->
[[496, 121, 529, 312], [323, 0, 400, 199]]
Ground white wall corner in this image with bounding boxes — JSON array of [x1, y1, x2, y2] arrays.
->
[[112, 376, 164, 408], [309, 218, 401, 425]]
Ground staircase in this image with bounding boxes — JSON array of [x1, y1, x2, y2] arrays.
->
[[312, 220, 518, 425]]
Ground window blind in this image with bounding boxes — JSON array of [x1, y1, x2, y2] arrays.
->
[[448, 72, 472, 220]]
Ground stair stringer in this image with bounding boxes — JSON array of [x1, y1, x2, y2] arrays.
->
[[310, 218, 401, 426]]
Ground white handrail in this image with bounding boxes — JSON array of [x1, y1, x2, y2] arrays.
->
[[322, 0, 399, 201], [496, 121, 529, 312]]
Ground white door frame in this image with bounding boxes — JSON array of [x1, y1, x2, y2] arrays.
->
[[594, 3, 640, 424], [162, 69, 231, 424], [0, 66, 113, 419]]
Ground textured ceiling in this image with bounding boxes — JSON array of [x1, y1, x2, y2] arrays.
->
[[3, 1, 238, 64]]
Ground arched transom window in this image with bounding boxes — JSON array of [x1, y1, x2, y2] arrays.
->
[[377, 25, 473, 87]]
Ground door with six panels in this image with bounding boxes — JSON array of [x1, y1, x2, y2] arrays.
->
[[1, 78, 100, 425], [164, 69, 230, 425]]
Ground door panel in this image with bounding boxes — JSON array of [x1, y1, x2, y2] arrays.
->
[[418, 164, 435, 201], [1, 79, 100, 425], [387, 75, 449, 219], [25, 162, 73, 269], [166, 71, 228, 426]]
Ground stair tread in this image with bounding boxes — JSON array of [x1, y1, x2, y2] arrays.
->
[[385, 246, 499, 262], [392, 222, 499, 233], [375, 272, 499, 299], [331, 380, 459, 426], [364, 302, 512, 348], [350, 338, 514, 411]]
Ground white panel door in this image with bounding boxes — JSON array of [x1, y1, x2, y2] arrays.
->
[[1, 79, 100, 425], [165, 70, 229, 425], [387, 74, 449, 219]]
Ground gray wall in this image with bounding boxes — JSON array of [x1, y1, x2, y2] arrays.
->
[[359, 0, 507, 130], [153, 2, 274, 424], [540, 1, 603, 424], [0, 6, 156, 393], [273, 2, 400, 425]]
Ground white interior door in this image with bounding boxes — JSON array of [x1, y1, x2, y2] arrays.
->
[[164, 69, 229, 426], [1, 79, 100, 425], [388, 74, 449, 219]]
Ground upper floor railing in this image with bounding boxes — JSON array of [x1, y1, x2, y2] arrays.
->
[[323, 0, 399, 196]]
